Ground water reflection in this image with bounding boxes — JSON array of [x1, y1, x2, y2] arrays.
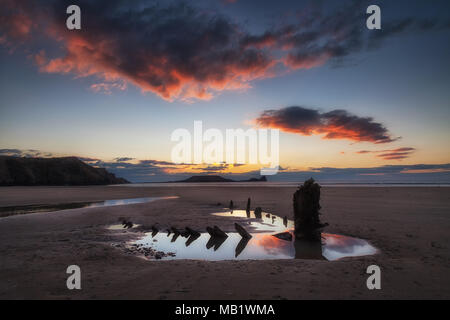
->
[[235, 237, 250, 257], [134, 224, 377, 262], [87, 196, 178, 208], [107, 223, 141, 230], [212, 210, 294, 233], [206, 236, 227, 251], [1, 196, 178, 217]]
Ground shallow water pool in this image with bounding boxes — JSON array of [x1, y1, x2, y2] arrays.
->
[[0, 196, 178, 217], [133, 209, 377, 261]]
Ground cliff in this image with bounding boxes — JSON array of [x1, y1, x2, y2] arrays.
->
[[0, 156, 129, 186]]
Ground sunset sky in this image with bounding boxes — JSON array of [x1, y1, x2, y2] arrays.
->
[[1, 0, 449, 182]]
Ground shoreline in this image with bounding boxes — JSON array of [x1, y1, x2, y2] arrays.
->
[[0, 185, 449, 299]]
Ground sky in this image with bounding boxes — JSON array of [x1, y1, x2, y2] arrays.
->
[[0, 0, 449, 183]]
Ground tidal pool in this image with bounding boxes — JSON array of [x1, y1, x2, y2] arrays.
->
[[86, 196, 178, 208], [133, 209, 377, 261], [0, 196, 177, 217]]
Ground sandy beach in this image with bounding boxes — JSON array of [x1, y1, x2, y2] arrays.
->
[[0, 185, 449, 300]]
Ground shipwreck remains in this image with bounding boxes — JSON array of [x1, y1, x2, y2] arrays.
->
[[234, 222, 252, 239], [235, 237, 250, 257], [206, 226, 228, 238], [273, 231, 293, 242], [185, 233, 200, 247], [206, 236, 227, 251], [185, 227, 200, 238], [151, 225, 159, 237], [120, 218, 133, 229], [293, 178, 327, 241], [254, 207, 262, 219]]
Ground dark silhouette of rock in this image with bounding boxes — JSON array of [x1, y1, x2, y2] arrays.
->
[[246, 176, 267, 182], [229, 200, 234, 210], [235, 237, 250, 257], [273, 232, 292, 241], [170, 175, 267, 183], [254, 207, 262, 219], [176, 175, 233, 182], [265, 213, 270, 218], [166, 229, 172, 236], [170, 227, 181, 235], [283, 216, 288, 227], [234, 223, 252, 239], [0, 156, 129, 186], [293, 178, 327, 241]]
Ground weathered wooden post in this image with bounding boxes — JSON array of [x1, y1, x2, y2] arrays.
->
[[254, 207, 262, 219], [293, 178, 326, 241]]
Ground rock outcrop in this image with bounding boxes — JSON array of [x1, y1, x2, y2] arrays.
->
[[171, 175, 267, 183], [0, 156, 129, 186]]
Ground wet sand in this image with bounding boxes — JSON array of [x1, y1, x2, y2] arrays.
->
[[0, 186, 449, 299]]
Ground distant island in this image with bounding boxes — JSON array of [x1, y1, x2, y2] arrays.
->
[[0, 156, 129, 186], [170, 175, 267, 183]]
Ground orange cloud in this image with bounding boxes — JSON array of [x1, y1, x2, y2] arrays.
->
[[1, 1, 438, 102]]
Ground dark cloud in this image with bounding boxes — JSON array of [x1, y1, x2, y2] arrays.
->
[[114, 157, 134, 162], [368, 17, 450, 49], [1, 0, 274, 101], [199, 164, 233, 173], [255, 106, 397, 144], [355, 147, 416, 160], [1, 0, 445, 101], [77, 157, 101, 162], [0, 149, 53, 158], [139, 160, 176, 166]]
